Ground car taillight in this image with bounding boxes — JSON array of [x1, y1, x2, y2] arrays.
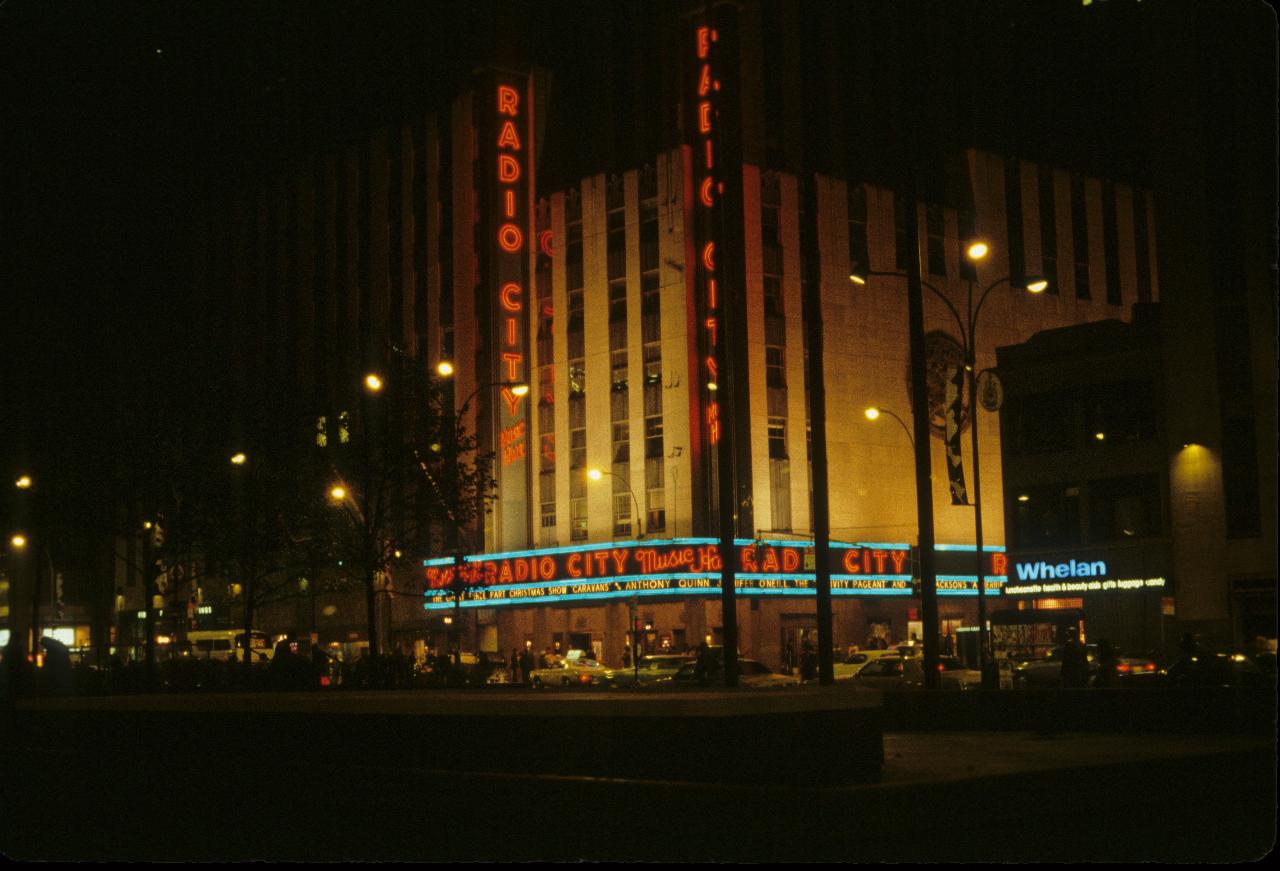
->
[[1117, 663, 1131, 673], [1144, 663, 1155, 672], [320, 676, 330, 687], [579, 673, 591, 684]]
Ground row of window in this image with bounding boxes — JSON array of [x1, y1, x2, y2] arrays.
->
[[1008, 475, 1163, 548], [849, 165, 1151, 306], [1002, 381, 1157, 456]]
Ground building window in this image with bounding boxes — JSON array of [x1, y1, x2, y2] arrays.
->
[[641, 272, 660, 344], [612, 421, 630, 464], [847, 181, 869, 275], [1088, 476, 1161, 543], [570, 498, 587, 541], [770, 457, 792, 532], [613, 492, 633, 538], [540, 502, 556, 546], [765, 345, 786, 390], [1037, 166, 1058, 293], [1004, 157, 1026, 288], [893, 191, 913, 272], [567, 288, 584, 359], [1010, 484, 1081, 549], [646, 487, 666, 535], [607, 206, 626, 280], [768, 418, 788, 459], [1102, 181, 1121, 306], [1005, 390, 1076, 455], [639, 201, 658, 272], [1082, 381, 1156, 446], [925, 204, 946, 277], [1133, 191, 1152, 303], [1070, 173, 1090, 300], [645, 415, 663, 459]]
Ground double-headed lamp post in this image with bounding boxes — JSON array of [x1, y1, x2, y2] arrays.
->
[[852, 244, 1047, 683]]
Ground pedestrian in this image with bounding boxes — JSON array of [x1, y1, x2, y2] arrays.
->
[[799, 639, 817, 682], [693, 641, 712, 686], [1060, 629, 1089, 688], [1094, 640, 1118, 688], [510, 647, 521, 683]]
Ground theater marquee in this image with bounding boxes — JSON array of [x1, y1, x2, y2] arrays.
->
[[422, 539, 1008, 610]]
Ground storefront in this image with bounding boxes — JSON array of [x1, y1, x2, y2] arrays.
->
[[1002, 543, 1172, 660]]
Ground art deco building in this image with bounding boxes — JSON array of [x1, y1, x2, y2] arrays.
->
[[178, 1, 1272, 670]]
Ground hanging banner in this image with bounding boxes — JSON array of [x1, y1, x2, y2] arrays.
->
[[944, 364, 969, 504]]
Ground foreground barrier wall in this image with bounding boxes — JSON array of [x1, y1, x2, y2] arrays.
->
[[6, 689, 886, 786]]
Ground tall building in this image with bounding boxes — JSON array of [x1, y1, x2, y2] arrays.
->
[[179, 1, 1280, 670]]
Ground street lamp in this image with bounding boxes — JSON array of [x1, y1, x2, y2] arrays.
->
[[852, 252, 1049, 685], [229, 452, 247, 466], [9, 533, 26, 550], [436, 360, 455, 378], [864, 406, 915, 447], [586, 467, 645, 538], [364, 373, 384, 394], [15, 475, 32, 490], [328, 485, 347, 503]]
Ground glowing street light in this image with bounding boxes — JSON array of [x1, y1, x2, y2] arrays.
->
[[436, 360, 455, 377], [328, 485, 347, 503], [364, 373, 384, 393], [230, 452, 247, 466], [864, 406, 914, 447], [586, 468, 644, 537], [10, 533, 27, 550], [965, 240, 990, 261], [15, 475, 32, 489]]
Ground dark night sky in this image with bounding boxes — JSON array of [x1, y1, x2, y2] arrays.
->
[[0, 0, 1274, 532]]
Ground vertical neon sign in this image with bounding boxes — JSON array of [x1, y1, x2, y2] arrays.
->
[[486, 74, 533, 550], [694, 24, 724, 446]]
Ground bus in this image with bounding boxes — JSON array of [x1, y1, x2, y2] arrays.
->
[[184, 630, 275, 663]]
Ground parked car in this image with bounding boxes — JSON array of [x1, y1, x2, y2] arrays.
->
[[852, 655, 982, 690], [660, 658, 800, 689], [1163, 652, 1272, 688], [1013, 645, 1161, 688], [832, 648, 901, 680], [607, 655, 694, 687], [528, 651, 614, 688]]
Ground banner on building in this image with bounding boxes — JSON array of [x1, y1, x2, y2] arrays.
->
[[944, 364, 968, 504]]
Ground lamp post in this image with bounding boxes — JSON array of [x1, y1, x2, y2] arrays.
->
[[864, 406, 916, 447], [586, 467, 645, 539], [852, 253, 1047, 684]]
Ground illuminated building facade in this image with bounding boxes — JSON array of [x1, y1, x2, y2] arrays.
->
[[189, 5, 1176, 667]]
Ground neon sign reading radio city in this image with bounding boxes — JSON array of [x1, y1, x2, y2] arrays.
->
[[422, 540, 1009, 610], [495, 83, 527, 465], [695, 24, 724, 444]]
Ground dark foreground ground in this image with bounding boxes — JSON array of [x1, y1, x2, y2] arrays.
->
[[1, 691, 1274, 862]]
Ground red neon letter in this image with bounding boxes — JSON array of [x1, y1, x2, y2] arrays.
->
[[843, 549, 862, 573], [504, 190, 516, 218], [707, 278, 717, 309], [497, 120, 521, 150], [500, 281, 523, 311], [697, 26, 711, 59], [501, 387, 524, 416], [699, 177, 715, 207], [501, 352, 522, 380], [701, 242, 716, 271], [698, 64, 712, 97], [498, 154, 521, 183], [498, 224, 523, 252], [698, 102, 712, 134], [539, 230, 554, 257], [497, 85, 519, 116], [992, 552, 1007, 576], [506, 317, 518, 346]]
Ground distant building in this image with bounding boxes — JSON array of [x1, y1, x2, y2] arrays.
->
[[997, 305, 1275, 657]]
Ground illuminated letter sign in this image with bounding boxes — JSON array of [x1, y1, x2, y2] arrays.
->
[[483, 73, 534, 550], [691, 23, 722, 444]]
